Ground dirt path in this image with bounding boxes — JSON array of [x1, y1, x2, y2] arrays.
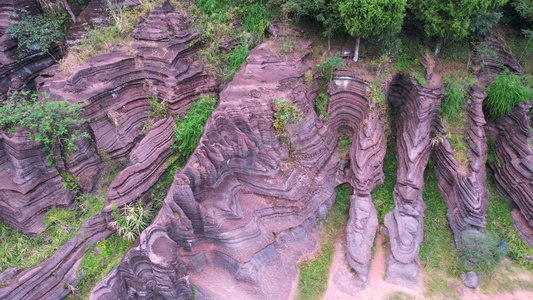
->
[[322, 234, 424, 300], [320, 233, 533, 300]]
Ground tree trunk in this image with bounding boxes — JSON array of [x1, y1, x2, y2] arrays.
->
[[328, 35, 331, 51], [354, 37, 360, 62], [434, 39, 441, 56], [63, 0, 76, 23]]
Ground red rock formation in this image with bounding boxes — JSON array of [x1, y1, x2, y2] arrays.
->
[[431, 86, 489, 243], [0, 214, 112, 299], [492, 102, 533, 247], [104, 117, 176, 211], [0, 0, 60, 96], [90, 33, 343, 299], [0, 129, 75, 234], [326, 69, 386, 283], [384, 75, 441, 285]]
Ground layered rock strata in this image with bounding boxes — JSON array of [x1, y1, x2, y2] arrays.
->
[[326, 69, 386, 283], [492, 102, 533, 247], [0, 214, 112, 299], [0, 129, 75, 234], [431, 86, 489, 243], [91, 34, 345, 299], [0, 0, 61, 96], [384, 75, 441, 285], [104, 117, 176, 211]]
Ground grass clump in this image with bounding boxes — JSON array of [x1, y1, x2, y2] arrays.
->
[[439, 71, 475, 168], [338, 133, 351, 158], [110, 202, 153, 242], [0, 90, 88, 166], [172, 96, 217, 164], [297, 184, 352, 300], [141, 97, 168, 133], [314, 93, 329, 118], [484, 69, 533, 119], [72, 235, 133, 299], [316, 52, 344, 83]]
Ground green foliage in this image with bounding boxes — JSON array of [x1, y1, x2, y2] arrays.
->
[[371, 130, 397, 224], [335, 0, 406, 39], [315, 93, 329, 118], [410, 0, 507, 41], [111, 202, 153, 242], [297, 184, 352, 300], [282, 36, 295, 52], [75, 235, 133, 299], [485, 175, 533, 268], [484, 69, 533, 119], [0, 91, 88, 166], [393, 35, 423, 72], [7, 9, 65, 58], [458, 230, 503, 271], [60, 172, 80, 193], [316, 52, 344, 83], [338, 133, 351, 158], [272, 96, 302, 142], [441, 72, 475, 122], [142, 97, 168, 133], [304, 70, 313, 89], [240, 2, 271, 34], [226, 43, 250, 78], [172, 96, 217, 164], [469, 12, 503, 36]]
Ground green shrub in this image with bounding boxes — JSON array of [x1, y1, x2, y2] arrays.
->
[[315, 93, 329, 117], [272, 96, 302, 142], [458, 230, 503, 271], [484, 70, 533, 119], [0, 91, 88, 166], [316, 52, 344, 83], [110, 202, 153, 242], [7, 9, 65, 59], [172, 96, 217, 163], [338, 133, 351, 158]]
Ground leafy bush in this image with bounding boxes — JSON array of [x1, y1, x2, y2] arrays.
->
[[484, 70, 533, 119], [142, 97, 168, 133], [315, 93, 329, 118], [7, 9, 65, 58], [316, 52, 344, 83], [338, 133, 351, 158], [458, 230, 503, 271], [172, 96, 217, 163], [110, 202, 153, 242], [0, 91, 88, 165], [272, 96, 302, 141]]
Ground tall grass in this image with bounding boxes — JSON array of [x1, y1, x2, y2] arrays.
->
[[172, 96, 218, 164], [484, 69, 533, 119]]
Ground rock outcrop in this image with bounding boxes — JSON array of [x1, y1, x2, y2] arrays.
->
[[431, 86, 489, 243], [0, 214, 112, 299], [91, 33, 343, 299], [0, 129, 75, 234], [0, 0, 60, 97], [326, 69, 386, 284], [104, 117, 176, 211], [492, 102, 533, 247], [384, 75, 441, 285]]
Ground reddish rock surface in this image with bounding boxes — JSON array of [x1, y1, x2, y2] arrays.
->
[[91, 33, 342, 299], [0, 129, 75, 234], [0, 0, 60, 96], [431, 86, 489, 243], [326, 69, 386, 284], [104, 117, 176, 211], [492, 102, 533, 247], [384, 75, 442, 285]]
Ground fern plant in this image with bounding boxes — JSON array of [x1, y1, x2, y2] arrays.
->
[[110, 202, 153, 242]]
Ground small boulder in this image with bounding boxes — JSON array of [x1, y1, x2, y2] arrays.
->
[[460, 271, 479, 289]]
